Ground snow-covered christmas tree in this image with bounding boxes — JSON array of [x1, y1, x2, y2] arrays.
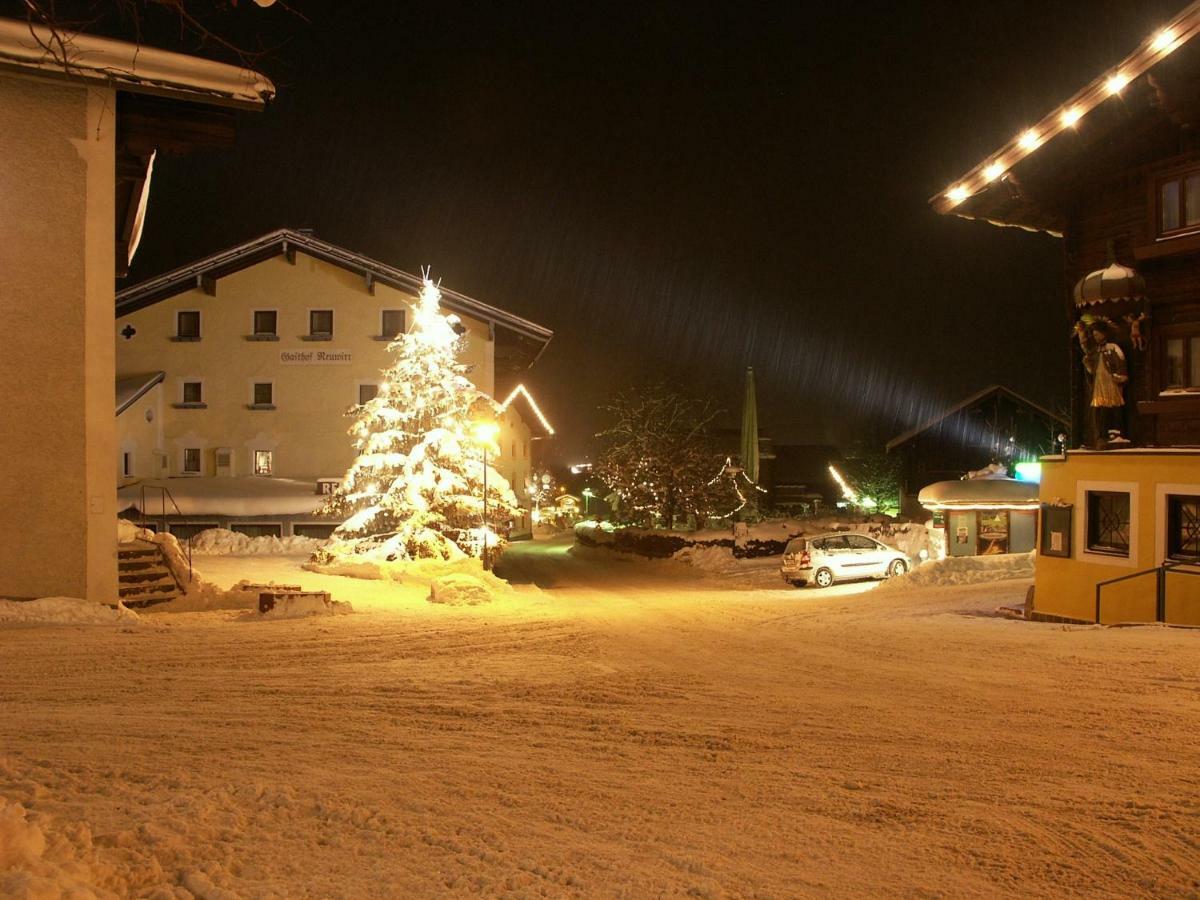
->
[[312, 274, 520, 566]]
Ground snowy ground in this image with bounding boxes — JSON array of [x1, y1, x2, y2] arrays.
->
[[2, 536, 1199, 897]]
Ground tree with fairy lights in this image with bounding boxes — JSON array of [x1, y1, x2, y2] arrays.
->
[[595, 383, 738, 528], [311, 275, 521, 565]]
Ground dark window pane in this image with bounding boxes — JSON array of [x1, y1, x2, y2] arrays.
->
[[182, 382, 202, 403], [231, 522, 281, 538], [310, 310, 333, 335], [1168, 495, 1200, 560], [1187, 174, 1200, 226], [381, 309, 405, 337], [1086, 491, 1130, 555], [254, 383, 273, 405], [177, 310, 200, 338], [1167, 338, 1185, 386], [254, 310, 277, 335], [293, 523, 337, 539], [183, 448, 201, 473], [358, 383, 379, 405], [1163, 180, 1181, 232]]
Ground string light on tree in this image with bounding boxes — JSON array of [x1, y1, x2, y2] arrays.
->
[[311, 273, 520, 567]]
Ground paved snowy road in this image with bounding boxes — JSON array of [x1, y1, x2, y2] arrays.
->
[[2, 540, 1199, 897]]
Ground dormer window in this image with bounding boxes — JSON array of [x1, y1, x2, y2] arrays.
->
[[1158, 169, 1200, 237]]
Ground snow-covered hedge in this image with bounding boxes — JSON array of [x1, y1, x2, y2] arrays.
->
[[188, 527, 328, 556], [576, 516, 936, 562]]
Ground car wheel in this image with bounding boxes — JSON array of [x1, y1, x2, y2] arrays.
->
[[887, 559, 908, 578], [813, 568, 834, 588]]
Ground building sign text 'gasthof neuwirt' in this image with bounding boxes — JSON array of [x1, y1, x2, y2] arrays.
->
[[279, 350, 353, 365]]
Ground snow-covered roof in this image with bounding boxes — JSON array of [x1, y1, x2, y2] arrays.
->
[[115, 229, 554, 372], [118, 477, 328, 517], [886, 385, 1066, 452], [931, 2, 1200, 232], [0, 18, 274, 110], [918, 477, 1039, 510], [116, 371, 164, 415]]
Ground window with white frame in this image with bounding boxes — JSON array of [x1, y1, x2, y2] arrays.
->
[[380, 309, 406, 339], [252, 382, 274, 407], [253, 309, 278, 336], [1086, 490, 1131, 556], [176, 310, 201, 340], [254, 450, 273, 476], [309, 309, 333, 338], [1166, 494, 1200, 562], [182, 447, 202, 475]]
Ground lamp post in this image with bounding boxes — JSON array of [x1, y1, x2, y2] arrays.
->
[[582, 487, 595, 516], [472, 419, 500, 570]]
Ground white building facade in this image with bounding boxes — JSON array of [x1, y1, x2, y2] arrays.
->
[[115, 230, 553, 539]]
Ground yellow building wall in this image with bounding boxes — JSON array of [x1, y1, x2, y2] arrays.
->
[[116, 251, 536, 524], [1036, 451, 1200, 625], [0, 74, 117, 601], [118, 382, 164, 482]]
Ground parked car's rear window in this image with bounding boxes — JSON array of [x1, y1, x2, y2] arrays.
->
[[785, 538, 807, 554]]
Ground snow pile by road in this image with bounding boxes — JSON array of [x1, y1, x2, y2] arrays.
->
[[189, 527, 328, 556], [0, 597, 140, 626], [428, 573, 499, 606], [261, 594, 353, 619], [878, 551, 1035, 590], [0, 799, 118, 897]]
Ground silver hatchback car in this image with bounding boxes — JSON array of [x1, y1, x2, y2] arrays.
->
[[780, 532, 910, 588]]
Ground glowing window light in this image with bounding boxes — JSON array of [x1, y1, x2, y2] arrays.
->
[[946, 185, 969, 205], [1151, 28, 1178, 53], [982, 161, 1005, 182], [1060, 106, 1082, 128], [1105, 71, 1131, 95], [1018, 129, 1042, 151]]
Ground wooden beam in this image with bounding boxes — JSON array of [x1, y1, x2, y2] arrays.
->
[[364, 272, 375, 295], [198, 274, 217, 296], [283, 241, 296, 265]]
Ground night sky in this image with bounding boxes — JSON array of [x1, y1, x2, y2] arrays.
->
[[40, 0, 1195, 459]]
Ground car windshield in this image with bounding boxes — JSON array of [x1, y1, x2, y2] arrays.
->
[[784, 538, 806, 554]]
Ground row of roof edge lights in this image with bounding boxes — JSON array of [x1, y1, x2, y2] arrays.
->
[[936, 1, 1200, 213]]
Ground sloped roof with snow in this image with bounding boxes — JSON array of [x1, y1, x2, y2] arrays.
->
[[116, 371, 164, 415], [918, 477, 1039, 509], [0, 17, 274, 109], [931, 2, 1200, 233], [116, 229, 554, 373]]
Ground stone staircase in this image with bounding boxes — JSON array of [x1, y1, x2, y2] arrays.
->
[[117, 540, 182, 608]]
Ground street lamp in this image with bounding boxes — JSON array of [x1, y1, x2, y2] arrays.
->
[[581, 487, 595, 515], [471, 419, 500, 570]]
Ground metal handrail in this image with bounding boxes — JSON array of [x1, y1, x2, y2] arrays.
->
[[1095, 560, 1200, 624], [137, 483, 193, 584]]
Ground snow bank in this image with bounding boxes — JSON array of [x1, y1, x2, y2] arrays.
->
[[0, 597, 139, 626], [260, 594, 353, 619], [189, 527, 327, 556], [879, 551, 1035, 590], [428, 573, 497, 606]]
